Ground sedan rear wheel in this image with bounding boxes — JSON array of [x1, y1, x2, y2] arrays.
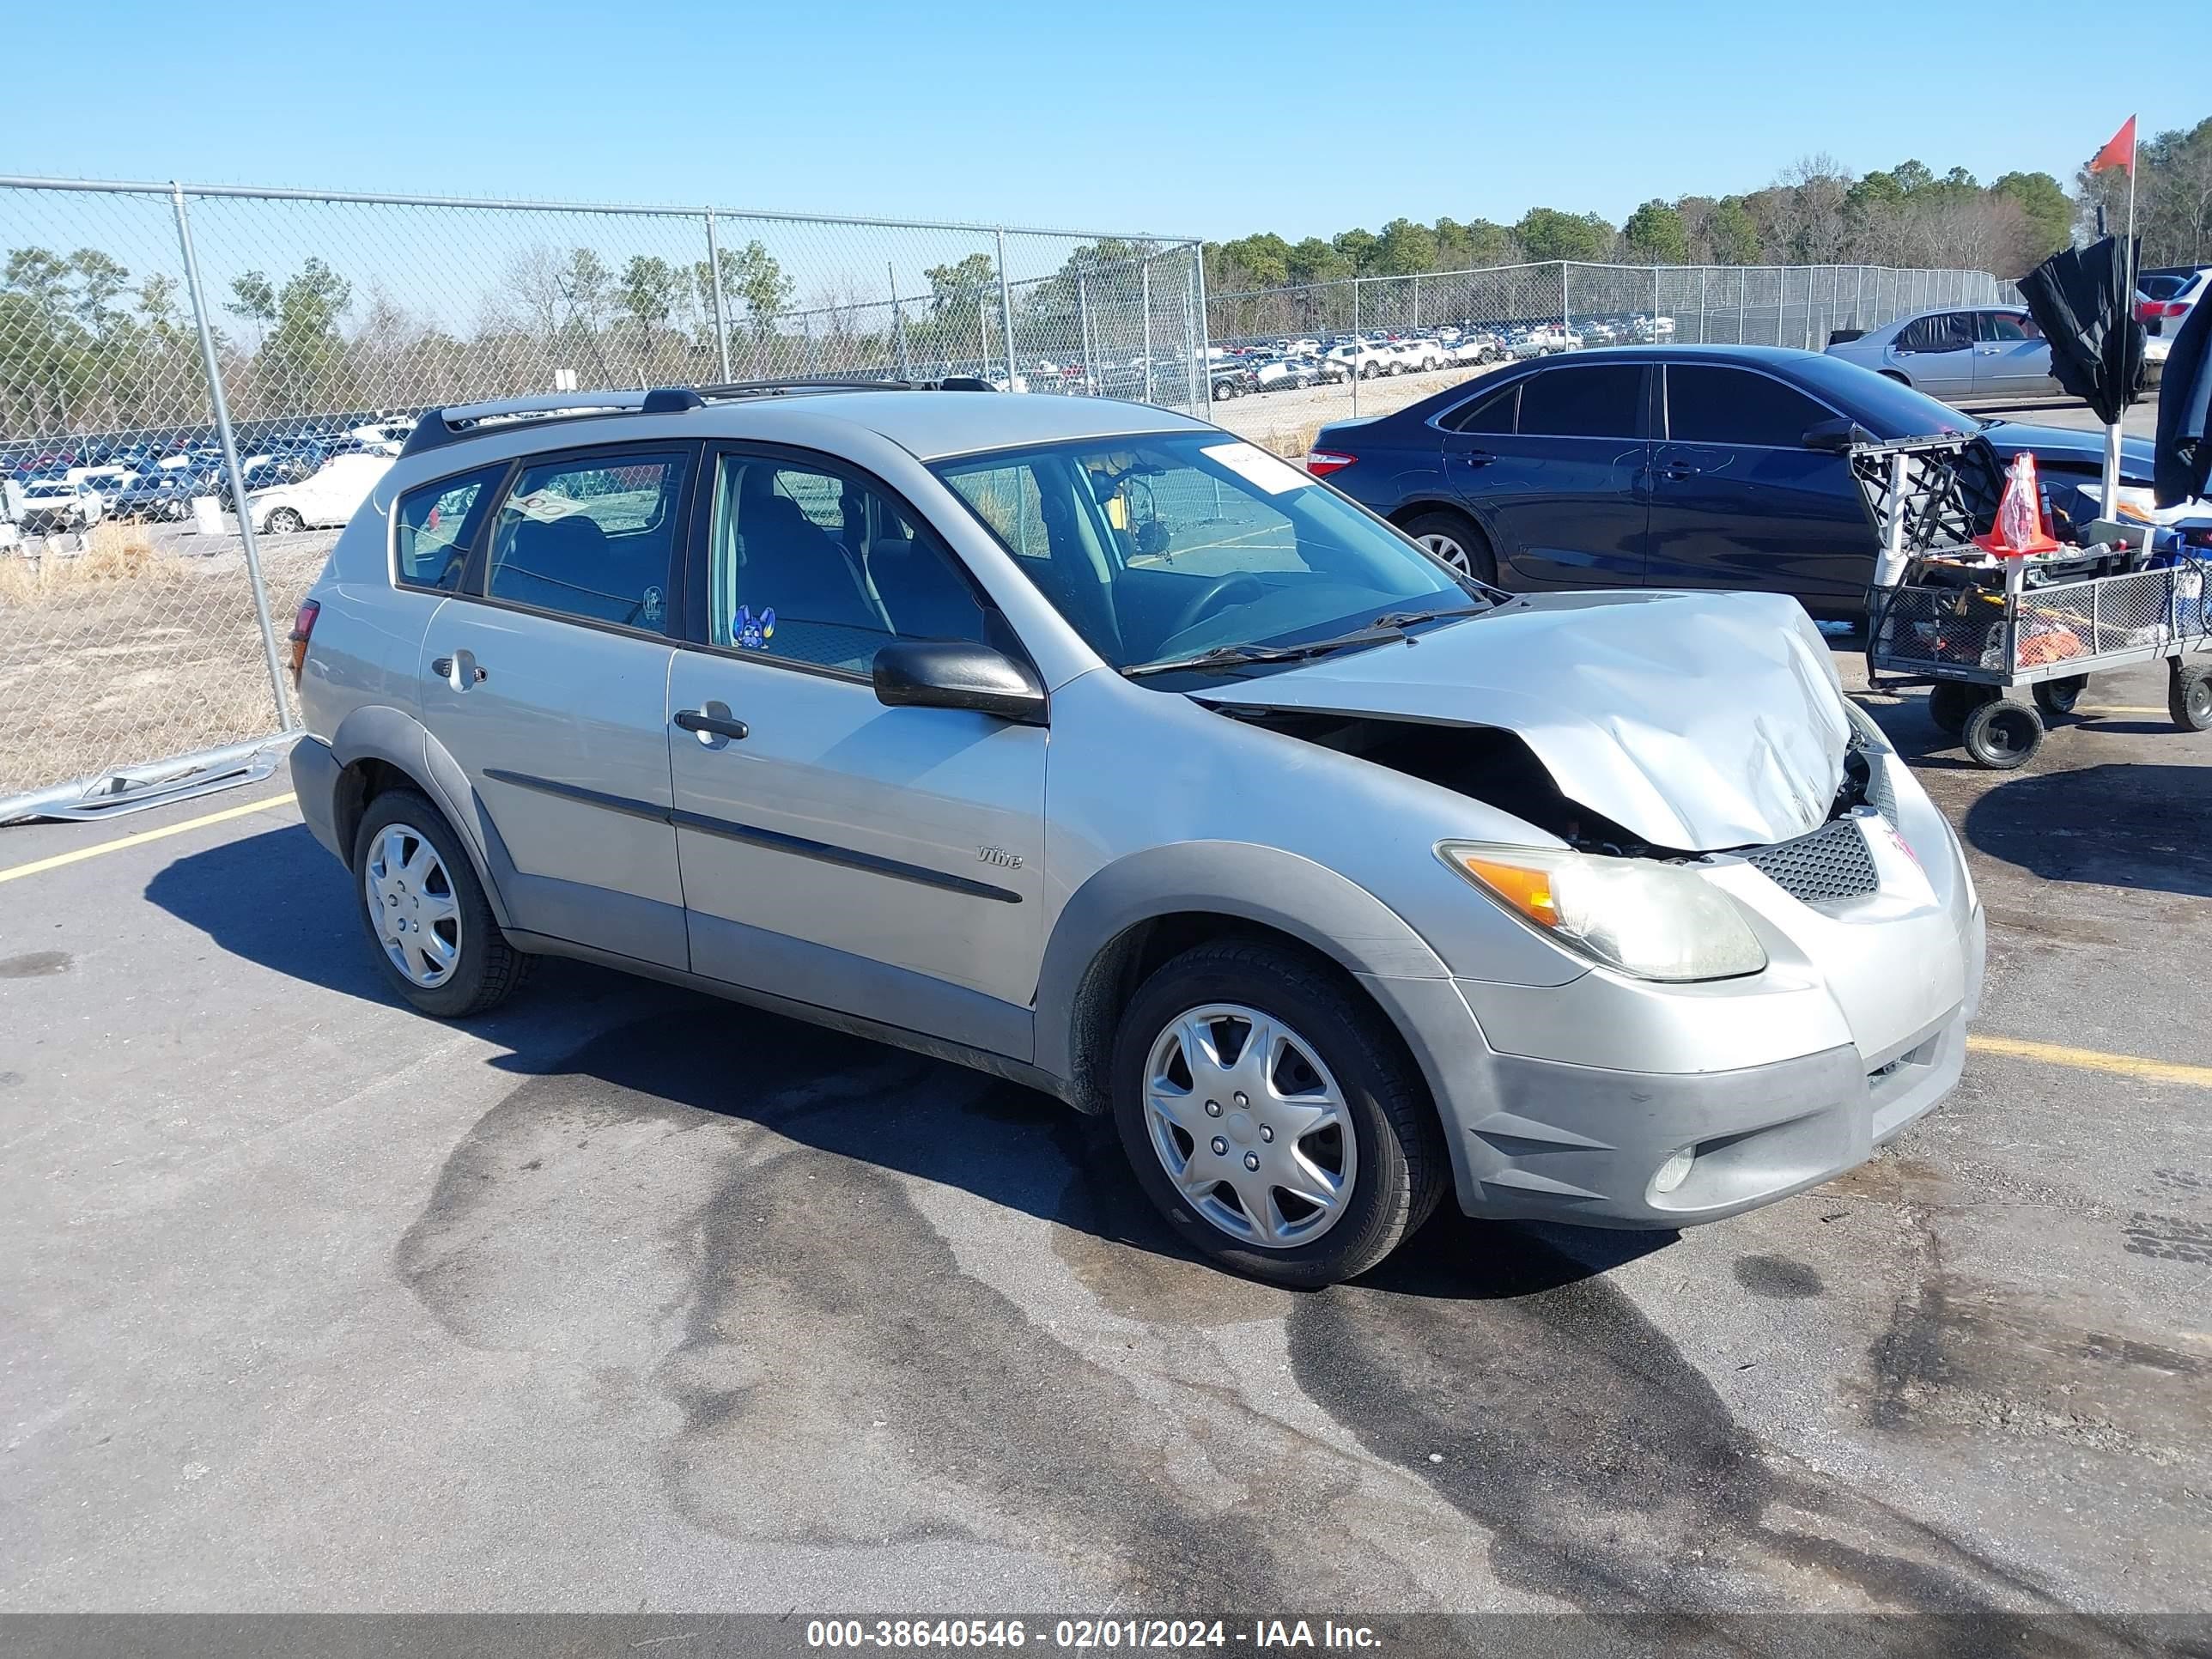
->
[[1399, 507, 1498, 584], [264, 507, 305, 534]]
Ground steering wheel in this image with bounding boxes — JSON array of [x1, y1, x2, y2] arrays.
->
[[1165, 573, 1266, 641]]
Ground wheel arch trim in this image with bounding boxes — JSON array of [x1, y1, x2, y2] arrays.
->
[[326, 705, 516, 929], [1036, 841, 1454, 1108]]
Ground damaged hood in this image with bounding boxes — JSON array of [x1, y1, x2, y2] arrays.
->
[[1199, 590, 1850, 852]]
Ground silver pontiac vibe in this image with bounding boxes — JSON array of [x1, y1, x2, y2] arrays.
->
[[286, 383, 1984, 1285]]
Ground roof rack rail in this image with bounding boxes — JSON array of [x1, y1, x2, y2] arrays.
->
[[401, 375, 996, 459]]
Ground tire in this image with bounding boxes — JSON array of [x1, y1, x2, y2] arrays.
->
[[264, 507, 305, 534], [352, 788, 529, 1018], [1400, 507, 1498, 584], [2032, 674, 2087, 717], [1110, 941, 1448, 1287], [1960, 697, 2044, 770], [1881, 369, 1911, 385], [2172, 660, 2212, 732], [1927, 679, 1991, 737], [1213, 382, 1232, 402]]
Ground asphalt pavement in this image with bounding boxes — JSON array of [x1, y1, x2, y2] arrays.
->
[[1, 655, 2208, 1630]]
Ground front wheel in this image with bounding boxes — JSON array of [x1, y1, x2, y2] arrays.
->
[[1961, 697, 2044, 770], [1110, 942, 1447, 1287], [264, 507, 305, 534], [353, 789, 529, 1018], [2172, 660, 2212, 732]]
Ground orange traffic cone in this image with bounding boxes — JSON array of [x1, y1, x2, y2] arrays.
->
[[1973, 450, 2060, 556]]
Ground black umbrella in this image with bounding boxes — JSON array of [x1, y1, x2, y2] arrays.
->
[[2019, 234, 2145, 426], [2154, 284, 2212, 507]]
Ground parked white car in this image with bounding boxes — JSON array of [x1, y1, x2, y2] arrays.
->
[[1325, 340, 1399, 380], [246, 453, 393, 533], [349, 421, 416, 456], [1389, 338, 1447, 374], [15, 477, 106, 533]]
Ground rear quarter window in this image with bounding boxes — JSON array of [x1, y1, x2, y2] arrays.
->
[[393, 464, 505, 591]]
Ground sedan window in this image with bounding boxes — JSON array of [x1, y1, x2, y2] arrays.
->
[[1665, 366, 1831, 448], [1516, 364, 1644, 440]]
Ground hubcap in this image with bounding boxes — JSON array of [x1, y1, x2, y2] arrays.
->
[[1143, 1003, 1356, 1249], [1419, 532, 1473, 574], [363, 823, 461, 988]]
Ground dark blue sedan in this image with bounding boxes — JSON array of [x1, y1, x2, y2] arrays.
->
[[1310, 345, 2156, 620]]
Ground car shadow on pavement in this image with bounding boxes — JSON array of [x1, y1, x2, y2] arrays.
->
[[145, 824, 1661, 1301], [1961, 763, 2212, 899]]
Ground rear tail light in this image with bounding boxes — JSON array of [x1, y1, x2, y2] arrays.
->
[[287, 598, 319, 684], [2138, 300, 2185, 319], [1305, 450, 1357, 477]]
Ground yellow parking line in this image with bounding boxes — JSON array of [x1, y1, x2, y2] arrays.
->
[[2077, 705, 2168, 717], [0, 793, 296, 884], [1968, 1033, 2212, 1087]]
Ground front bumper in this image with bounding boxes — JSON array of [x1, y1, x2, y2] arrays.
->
[[1362, 896, 1986, 1231], [1447, 1001, 1967, 1227]]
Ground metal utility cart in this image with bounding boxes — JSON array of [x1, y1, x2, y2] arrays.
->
[[1859, 434, 2212, 769]]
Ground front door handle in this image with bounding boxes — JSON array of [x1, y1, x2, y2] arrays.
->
[[429, 653, 486, 689], [1658, 464, 1705, 481], [675, 706, 749, 743]]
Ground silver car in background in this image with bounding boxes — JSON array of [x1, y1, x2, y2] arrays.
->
[[1825, 304, 2059, 401], [286, 384, 1984, 1286]]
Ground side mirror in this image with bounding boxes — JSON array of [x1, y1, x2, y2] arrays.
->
[[1802, 417, 1875, 453], [873, 641, 1047, 725]]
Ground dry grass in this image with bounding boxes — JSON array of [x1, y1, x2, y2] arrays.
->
[[1, 531, 336, 799], [0, 523, 193, 604]]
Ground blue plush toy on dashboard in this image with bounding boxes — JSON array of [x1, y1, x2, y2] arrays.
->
[[734, 605, 776, 649]]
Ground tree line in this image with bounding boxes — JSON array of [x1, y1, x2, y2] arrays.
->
[[1206, 118, 2212, 297]]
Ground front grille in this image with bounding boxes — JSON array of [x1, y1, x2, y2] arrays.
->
[[1746, 815, 1880, 906]]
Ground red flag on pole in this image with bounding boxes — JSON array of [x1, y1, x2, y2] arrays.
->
[[2089, 116, 2136, 173]]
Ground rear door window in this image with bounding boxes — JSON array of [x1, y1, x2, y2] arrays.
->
[[1898, 313, 1972, 352], [1665, 366, 1832, 447], [483, 448, 692, 635], [1516, 365, 1644, 440]]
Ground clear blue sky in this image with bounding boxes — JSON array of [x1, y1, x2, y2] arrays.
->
[[9, 0, 2205, 241]]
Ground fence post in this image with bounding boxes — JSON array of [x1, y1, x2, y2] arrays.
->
[[703, 210, 732, 382], [1698, 266, 1708, 343], [1351, 278, 1361, 419], [1192, 240, 1210, 413], [169, 181, 294, 738], [994, 228, 1019, 392], [1736, 272, 1746, 343], [1141, 256, 1154, 405], [1411, 271, 1420, 331], [1653, 264, 1661, 337], [1077, 275, 1093, 396], [1561, 262, 1571, 334]]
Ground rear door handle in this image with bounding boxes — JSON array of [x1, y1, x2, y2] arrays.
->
[[675, 707, 749, 743], [1659, 464, 1705, 480], [1454, 448, 1496, 467], [429, 653, 486, 688]]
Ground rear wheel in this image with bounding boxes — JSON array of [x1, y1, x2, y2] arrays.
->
[[2172, 660, 2212, 732], [1111, 941, 1447, 1287], [1928, 679, 1992, 737], [264, 507, 305, 534], [2033, 674, 2087, 717], [1960, 697, 2044, 770], [1399, 507, 1498, 584], [353, 789, 528, 1018]]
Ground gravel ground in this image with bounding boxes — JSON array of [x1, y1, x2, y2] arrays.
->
[[0, 646, 2206, 1635]]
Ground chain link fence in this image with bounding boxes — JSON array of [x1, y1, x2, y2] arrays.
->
[[0, 176, 1204, 818], [1202, 259, 2006, 456]]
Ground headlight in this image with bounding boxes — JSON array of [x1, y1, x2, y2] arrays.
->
[[1437, 842, 1767, 982]]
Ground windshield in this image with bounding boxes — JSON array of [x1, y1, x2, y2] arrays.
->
[[1790, 354, 1983, 439], [932, 431, 1477, 673]]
